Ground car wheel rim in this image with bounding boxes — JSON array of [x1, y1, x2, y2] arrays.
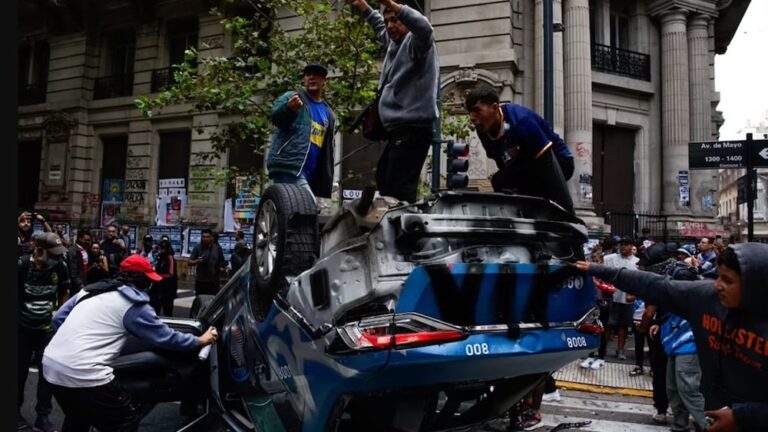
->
[[255, 199, 278, 282]]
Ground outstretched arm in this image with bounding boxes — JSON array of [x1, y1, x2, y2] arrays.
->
[[576, 261, 708, 323], [387, 1, 434, 56]]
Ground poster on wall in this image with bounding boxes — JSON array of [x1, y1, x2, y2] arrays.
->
[[101, 202, 121, 227], [234, 175, 260, 221], [147, 226, 184, 257], [156, 195, 187, 226], [678, 170, 690, 207], [102, 179, 125, 202]]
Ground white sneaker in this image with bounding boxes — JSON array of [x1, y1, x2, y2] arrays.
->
[[590, 359, 606, 369], [580, 357, 595, 368], [542, 389, 561, 402]]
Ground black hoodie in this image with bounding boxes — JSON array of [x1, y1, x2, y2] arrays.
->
[[589, 243, 768, 431]]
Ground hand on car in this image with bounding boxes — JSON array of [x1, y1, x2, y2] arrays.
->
[[199, 327, 218, 346], [649, 324, 659, 339]]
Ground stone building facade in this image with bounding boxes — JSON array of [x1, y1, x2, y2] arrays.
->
[[18, 0, 749, 238]]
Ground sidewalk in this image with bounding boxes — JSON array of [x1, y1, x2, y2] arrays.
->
[[554, 359, 653, 397], [554, 332, 655, 397]]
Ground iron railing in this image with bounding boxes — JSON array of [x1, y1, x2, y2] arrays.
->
[[151, 67, 175, 93], [604, 211, 668, 244], [93, 73, 134, 99], [19, 83, 47, 105], [591, 43, 651, 81]]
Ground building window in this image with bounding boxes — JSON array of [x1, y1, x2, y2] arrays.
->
[[152, 17, 199, 92], [94, 32, 136, 99], [100, 136, 128, 208], [18, 140, 43, 211], [158, 131, 191, 186], [18, 41, 49, 105]]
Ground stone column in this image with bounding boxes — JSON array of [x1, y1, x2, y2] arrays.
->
[[688, 14, 715, 216], [564, 0, 594, 214], [660, 11, 690, 216]]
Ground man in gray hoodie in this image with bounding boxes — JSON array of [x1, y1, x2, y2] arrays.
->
[[576, 243, 768, 432], [349, 0, 439, 203]]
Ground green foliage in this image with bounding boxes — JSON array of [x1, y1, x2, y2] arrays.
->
[[136, 0, 381, 174]]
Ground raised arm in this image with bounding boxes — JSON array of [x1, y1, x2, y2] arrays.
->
[[349, 0, 388, 45], [391, 3, 434, 56]]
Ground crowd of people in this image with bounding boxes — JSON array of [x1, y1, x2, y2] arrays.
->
[[17, 211, 249, 431], [15, 0, 768, 430]]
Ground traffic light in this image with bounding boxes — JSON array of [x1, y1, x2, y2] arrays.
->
[[446, 141, 469, 189]]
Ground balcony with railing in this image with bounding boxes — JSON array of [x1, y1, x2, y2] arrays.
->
[[93, 73, 134, 99], [19, 83, 47, 105], [591, 43, 651, 81]]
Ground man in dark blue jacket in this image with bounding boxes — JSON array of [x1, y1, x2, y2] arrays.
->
[[465, 85, 575, 214], [577, 243, 768, 432], [267, 63, 336, 200]]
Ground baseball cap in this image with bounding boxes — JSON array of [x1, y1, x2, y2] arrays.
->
[[120, 254, 163, 281], [675, 247, 693, 257], [34, 232, 68, 256], [303, 62, 328, 77], [619, 236, 634, 245]]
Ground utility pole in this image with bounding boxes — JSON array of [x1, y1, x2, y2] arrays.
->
[[746, 132, 755, 242], [543, 0, 554, 125]]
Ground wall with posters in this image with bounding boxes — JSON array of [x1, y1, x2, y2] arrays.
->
[[147, 226, 184, 258]]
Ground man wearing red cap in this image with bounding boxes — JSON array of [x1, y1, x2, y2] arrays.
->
[[41, 255, 218, 432]]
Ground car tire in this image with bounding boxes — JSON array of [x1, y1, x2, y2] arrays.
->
[[250, 183, 318, 320]]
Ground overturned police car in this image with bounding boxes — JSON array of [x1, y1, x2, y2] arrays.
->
[[113, 184, 601, 432]]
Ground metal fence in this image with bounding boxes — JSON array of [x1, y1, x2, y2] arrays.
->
[[604, 211, 668, 244]]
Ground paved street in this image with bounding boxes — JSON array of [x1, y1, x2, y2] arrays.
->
[[21, 282, 665, 431]]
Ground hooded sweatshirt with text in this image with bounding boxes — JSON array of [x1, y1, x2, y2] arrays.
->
[[589, 243, 768, 430]]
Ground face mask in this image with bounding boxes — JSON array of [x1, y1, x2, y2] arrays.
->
[[134, 278, 152, 291]]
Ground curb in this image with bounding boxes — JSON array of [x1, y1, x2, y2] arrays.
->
[[555, 380, 654, 398]]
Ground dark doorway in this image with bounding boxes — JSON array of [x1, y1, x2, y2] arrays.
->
[[18, 140, 42, 212], [593, 124, 635, 215], [159, 131, 191, 184]]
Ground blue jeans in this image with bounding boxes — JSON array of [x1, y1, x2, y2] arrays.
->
[[269, 173, 316, 202]]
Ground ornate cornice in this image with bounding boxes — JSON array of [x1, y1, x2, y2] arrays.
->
[[648, 0, 718, 19]]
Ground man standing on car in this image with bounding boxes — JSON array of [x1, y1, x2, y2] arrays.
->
[[464, 84, 575, 214], [348, 0, 439, 203], [267, 63, 336, 201], [42, 255, 218, 432], [188, 228, 227, 296]]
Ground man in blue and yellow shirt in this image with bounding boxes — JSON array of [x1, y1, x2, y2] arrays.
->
[[266, 63, 336, 200], [465, 84, 574, 214]]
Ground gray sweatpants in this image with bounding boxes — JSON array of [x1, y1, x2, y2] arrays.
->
[[666, 354, 706, 431]]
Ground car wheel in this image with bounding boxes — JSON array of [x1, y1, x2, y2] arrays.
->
[[250, 183, 318, 320]]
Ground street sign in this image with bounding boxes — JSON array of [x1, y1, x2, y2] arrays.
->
[[750, 139, 768, 168], [689, 141, 746, 169], [737, 174, 758, 205]]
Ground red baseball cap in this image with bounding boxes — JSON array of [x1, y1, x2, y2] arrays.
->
[[120, 254, 163, 282]]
